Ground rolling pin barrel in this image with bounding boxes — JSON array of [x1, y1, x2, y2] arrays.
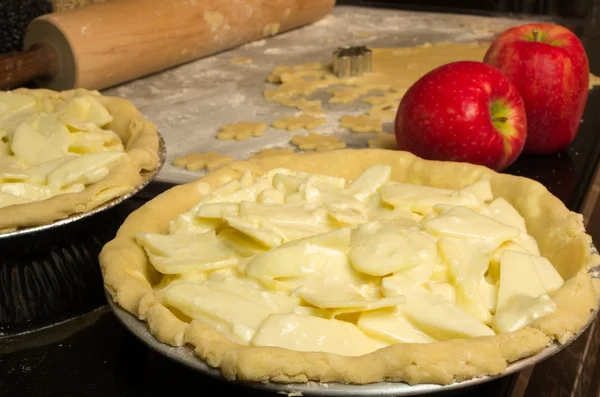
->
[[18, 0, 335, 91]]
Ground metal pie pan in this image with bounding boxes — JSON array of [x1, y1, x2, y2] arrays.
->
[[106, 254, 600, 396], [0, 134, 166, 254]]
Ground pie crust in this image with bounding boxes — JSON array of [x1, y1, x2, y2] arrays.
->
[[0, 88, 161, 231], [100, 149, 599, 385]]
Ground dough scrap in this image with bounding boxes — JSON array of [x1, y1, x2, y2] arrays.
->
[[590, 73, 600, 89], [264, 91, 322, 114], [172, 152, 233, 172], [204, 11, 224, 30], [363, 91, 404, 121], [340, 115, 382, 133], [248, 147, 294, 160], [272, 114, 326, 131], [263, 22, 280, 37], [290, 133, 346, 152], [367, 133, 397, 149], [229, 57, 253, 65], [217, 122, 267, 141], [328, 86, 370, 104]]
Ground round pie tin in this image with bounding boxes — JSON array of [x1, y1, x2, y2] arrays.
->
[[0, 135, 167, 256], [107, 247, 600, 396]]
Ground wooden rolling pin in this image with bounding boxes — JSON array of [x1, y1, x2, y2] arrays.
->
[[0, 0, 335, 91]]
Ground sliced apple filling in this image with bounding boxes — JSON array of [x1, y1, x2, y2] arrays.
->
[[138, 164, 565, 357], [0, 90, 128, 209]]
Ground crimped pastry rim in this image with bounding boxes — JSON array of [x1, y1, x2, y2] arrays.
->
[[100, 148, 600, 386]]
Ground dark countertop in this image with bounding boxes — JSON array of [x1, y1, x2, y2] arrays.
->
[[2, 5, 600, 397]]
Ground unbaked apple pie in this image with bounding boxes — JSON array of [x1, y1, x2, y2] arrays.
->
[[101, 149, 599, 385], [0, 88, 160, 232]]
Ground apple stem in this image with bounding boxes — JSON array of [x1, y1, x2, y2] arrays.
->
[[532, 29, 540, 42], [492, 116, 508, 123]]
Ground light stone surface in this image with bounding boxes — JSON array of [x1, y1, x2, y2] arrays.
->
[[103, 6, 537, 185]]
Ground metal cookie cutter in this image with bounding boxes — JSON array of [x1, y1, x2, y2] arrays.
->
[[332, 46, 372, 78]]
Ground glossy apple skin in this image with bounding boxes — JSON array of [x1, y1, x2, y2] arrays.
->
[[483, 23, 589, 155], [395, 61, 527, 172]]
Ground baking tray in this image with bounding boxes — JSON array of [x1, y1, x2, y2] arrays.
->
[[0, 134, 166, 256], [106, 251, 600, 396]]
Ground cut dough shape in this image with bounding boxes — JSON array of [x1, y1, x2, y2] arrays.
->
[[248, 147, 294, 160], [263, 22, 280, 37], [272, 114, 326, 131], [204, 11, 224, 30], [363, 91, 404, 121], [590, 73, 600, 89], [368, 133, 397, 149], [340, 115, 382, 133], [264, 92, 322, 114], [328, 87, 370, 104], [290, 133, 346, 152], [217, 122, 267, 141], [230, 57, 253, 65], [172, 152, 233, 172]]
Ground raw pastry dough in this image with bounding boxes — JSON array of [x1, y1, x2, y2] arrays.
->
[[368, 133, 397, 149], [217, 122, 267, 141], [264, 92, 322, 114], [229, 57, 253, 65], [340, 115, 382, 133], [290, 133, 346, 151], [272, 114, 326, 131], [263, 42, 491, 130], [248, 147, 294, 160], [204, 11, 224, 30], [263, 22, 280, 37], [172, 152, 233, 172]]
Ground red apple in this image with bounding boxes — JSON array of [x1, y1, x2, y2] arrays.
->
[[483, 23, 589, 155], [395, 61, 527, 172]]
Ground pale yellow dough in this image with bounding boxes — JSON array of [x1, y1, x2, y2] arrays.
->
[[172, 152, 233, 172], [216, 122, 267, 141], [248, 147, 294, 160], [263, 22, 280, 37], [100, 149, 599, 386], [265, 42, 600, 130], [0, 88, 160, 231], [290, 132, 346, 152], [229, 57, 253, 65], [340, 115, 383, 133], [368, 133, 397, 149], [204, 11, 224, 30], [272, 114, 326, 131]]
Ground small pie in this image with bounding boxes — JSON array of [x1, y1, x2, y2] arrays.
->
[[0, 88, 161, 232], [100, 149, 599, 386]]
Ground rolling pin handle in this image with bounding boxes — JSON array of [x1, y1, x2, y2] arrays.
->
[[0, 44, 57, 90]]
